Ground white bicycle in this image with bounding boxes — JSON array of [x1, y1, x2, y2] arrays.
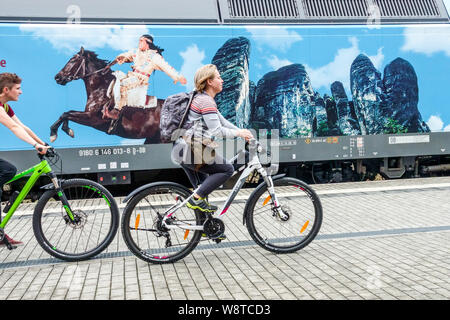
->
[[121, 139, 323, 264]]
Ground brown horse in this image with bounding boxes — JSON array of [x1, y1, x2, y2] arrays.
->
[[52, 47, 162, 144]]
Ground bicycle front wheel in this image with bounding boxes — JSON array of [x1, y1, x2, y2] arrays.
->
[[245, 177, 322, 254], [33, 179, 119, 261], [121, 183, 203, 264]]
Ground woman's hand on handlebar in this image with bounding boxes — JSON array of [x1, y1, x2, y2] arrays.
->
[[34, 143, 50, 155], [237, 129, 254, 141]]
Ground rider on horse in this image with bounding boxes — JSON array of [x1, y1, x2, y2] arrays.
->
[[103, 34, 187, 127]]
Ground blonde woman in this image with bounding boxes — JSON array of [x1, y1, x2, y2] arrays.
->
[[171, 64, 253, 225]]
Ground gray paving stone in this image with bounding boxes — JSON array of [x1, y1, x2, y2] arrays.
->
[[1, 177, 450, 300]]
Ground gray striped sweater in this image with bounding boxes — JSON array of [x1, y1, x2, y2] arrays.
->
[[170, 92, 240, 164], [185, 92, 239, 140]]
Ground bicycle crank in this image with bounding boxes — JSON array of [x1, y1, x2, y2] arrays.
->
[[203, 218, 225, 240]]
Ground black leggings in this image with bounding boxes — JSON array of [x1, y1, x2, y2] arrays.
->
[[0, 159, 17, 218], [181, 154, 234, 199]]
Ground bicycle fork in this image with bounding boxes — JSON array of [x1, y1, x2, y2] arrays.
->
[[48, 172, 75, 222], [259, 169, 289, 221]]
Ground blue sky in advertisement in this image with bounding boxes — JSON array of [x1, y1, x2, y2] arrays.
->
[[1, 22, 450, 150]]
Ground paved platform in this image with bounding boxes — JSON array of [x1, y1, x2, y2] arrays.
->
[[0, 176, 449, 300]]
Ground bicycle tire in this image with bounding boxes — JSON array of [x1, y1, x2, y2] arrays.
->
[[32, 178, 119, 261], [245, 177, 322, 254], [121, 182, 203, 264]]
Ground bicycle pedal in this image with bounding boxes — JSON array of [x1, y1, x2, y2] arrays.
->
[[211, 234, 227, 243], [6, 244, 17, 251], [1, 238, 17, 251]]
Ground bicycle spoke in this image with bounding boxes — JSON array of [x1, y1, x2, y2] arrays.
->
[[122, 185, 202, 264], [246, 177, 322, 253], [34, 179, 119, 261]]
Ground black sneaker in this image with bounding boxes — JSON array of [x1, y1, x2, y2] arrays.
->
[[186, 197, 218, 213]]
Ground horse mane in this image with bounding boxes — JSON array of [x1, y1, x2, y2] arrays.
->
[[84, 50, 109, 69]]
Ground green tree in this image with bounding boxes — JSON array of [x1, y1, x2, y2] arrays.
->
[[294, 128, 312, 138], [316, 120, 329, 136], [383, 118, 408, 134]]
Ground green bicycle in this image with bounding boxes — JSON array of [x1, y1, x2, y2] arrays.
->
[[0, 148, 119, 261]]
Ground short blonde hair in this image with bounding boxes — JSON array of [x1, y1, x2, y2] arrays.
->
[[194, 64, 218, 92]]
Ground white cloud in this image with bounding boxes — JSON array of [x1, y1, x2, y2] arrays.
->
[[19, 24, 149, 54], [266, 55, 293, 71], [402, 26, 450, 57], [427, 115, 450, 133], [428, 115, 450, 132], [427, 115, 444, 131], [369, 47, 385, 70], [245, 26, 303, 52], [179, 44, 206, 91], [304, 37, 384, 92]]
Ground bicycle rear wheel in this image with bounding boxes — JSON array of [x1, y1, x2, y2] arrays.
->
[[33, 179, 119, 261], [245, 177, 322, 254], [121, 183, 203, 264]]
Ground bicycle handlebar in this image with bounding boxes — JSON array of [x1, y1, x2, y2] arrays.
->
[[246, 138, 266, 154], [37, 145, 57, 161]]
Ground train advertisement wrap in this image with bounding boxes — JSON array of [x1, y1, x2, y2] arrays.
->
[[1, 23, 450, 176]]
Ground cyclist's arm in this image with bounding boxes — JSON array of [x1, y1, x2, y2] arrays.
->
[[217, 112, 253, 140], [0, 109, 47, 153], [217, 112, 239, 130], [10, 114, 45, 145], [202, 111, 239, 139]]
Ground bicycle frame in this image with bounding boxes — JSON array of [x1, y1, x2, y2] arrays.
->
[[0, 158, 72, 229], [162, 144, 285, 232]]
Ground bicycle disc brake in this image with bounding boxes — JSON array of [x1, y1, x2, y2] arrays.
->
[[272, 205, 290, 221], [203, 218, 225, 239], [65, 210, 88, 229]]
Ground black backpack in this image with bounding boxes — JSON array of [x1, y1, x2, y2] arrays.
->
[[159, 91, 196, 143]]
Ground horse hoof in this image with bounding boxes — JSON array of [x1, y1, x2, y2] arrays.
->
[[50, 135, 57, 143], [68, 130, 74, 138]]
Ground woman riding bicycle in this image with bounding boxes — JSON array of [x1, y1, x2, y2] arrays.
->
[[123, 64, 322, 263], [171, 64, 253, 214]]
